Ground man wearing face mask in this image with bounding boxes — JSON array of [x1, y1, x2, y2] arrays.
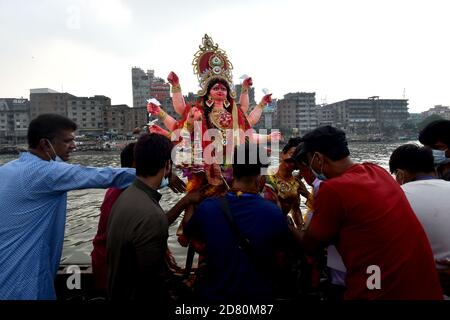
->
[[106, 133, 203, 302], [419, 119, 450, 181], [433, 149, 450, 180], [0, 114, 136, 300], [389, 144, 450, 297], [183, 142, 289, 302], [290, 125, 442, 300]]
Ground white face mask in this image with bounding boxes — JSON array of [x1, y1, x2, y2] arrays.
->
[[158, 176, 170, 189], [158, 164, 171, 189], [310, 153, 327, 181], [45, 139, 64, 162], [433, 149, 450, 165]]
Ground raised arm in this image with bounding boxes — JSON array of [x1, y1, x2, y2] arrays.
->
[[249, 129, 282, 144], [247, 94, 272, 126], [34, 162, 135, 193], [165, 187, 205, 225], [147, 102, 177, 131], [239, 77, 252, 114], [167, 71, 186, 116], [148, 124, 170, 137]]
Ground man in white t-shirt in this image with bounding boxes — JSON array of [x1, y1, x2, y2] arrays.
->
[[390, 144, 450, 296]]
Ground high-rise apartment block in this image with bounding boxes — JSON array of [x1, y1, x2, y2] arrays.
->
[[275, 92, 317, 135], [67, 96, 111, 135], [317, 97, 408, 135], [132, 67, 154, 109], [0, 98, 30, 145]]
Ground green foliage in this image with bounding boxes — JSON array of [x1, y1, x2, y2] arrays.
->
[[418, 114, 444, 131]]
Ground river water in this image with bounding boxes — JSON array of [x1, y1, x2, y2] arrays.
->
[[0, 141, 417, 267]]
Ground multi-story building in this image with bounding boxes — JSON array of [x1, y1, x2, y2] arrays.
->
[[324, 98, 378, 134], [422, 105, 450, 120], [322, 97, 408, 135], [100, 104, 149, 136], [185, 92, 197, 105], [0, 98, 30, 145], [374, 97, 409, 130], [275, 92, 317, 136], [29, 88, 75, 119], [128, 107, 148, 132], [132, 67, 154, 109], [150, 77, 170, 102], [3, 85, 157, 142], [67, 96, 111, 136], [132, 67, 175, 121], [316, 104, 336, 127], [250, 99, 277, 130], [235, 84, 256, 106], [103, 104, 129, 136]]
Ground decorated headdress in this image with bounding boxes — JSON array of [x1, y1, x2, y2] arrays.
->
[[192, 34, 235, 98]]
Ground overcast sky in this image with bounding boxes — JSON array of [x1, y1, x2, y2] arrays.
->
[[1, 0, 449, 113]]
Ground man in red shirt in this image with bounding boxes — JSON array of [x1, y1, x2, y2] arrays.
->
[[291, 126, 442, 300]]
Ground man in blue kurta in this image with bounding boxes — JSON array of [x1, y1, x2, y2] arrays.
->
[[0, 114, 136, 300]]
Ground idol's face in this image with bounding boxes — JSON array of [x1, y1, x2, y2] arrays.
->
[[209, 82, 228, 101]]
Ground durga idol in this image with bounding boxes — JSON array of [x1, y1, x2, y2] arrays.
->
[[146, 34, 281, 246]]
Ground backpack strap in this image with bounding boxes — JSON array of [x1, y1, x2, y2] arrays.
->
[[218, 196, 274, 277]]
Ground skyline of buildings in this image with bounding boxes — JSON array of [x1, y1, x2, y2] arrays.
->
[[317, 97, 409, 137], [0, 66, 447, 145], [421, 105, 450, 121]]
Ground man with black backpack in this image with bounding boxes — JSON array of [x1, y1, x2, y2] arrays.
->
[[184, 142, 290, 302]]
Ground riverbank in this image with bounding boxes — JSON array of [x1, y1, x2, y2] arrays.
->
[[0, 135, 417, 155], [75, 140, 135, 152], [0, 140, 136, 154], [0, 145, 26, 155]]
